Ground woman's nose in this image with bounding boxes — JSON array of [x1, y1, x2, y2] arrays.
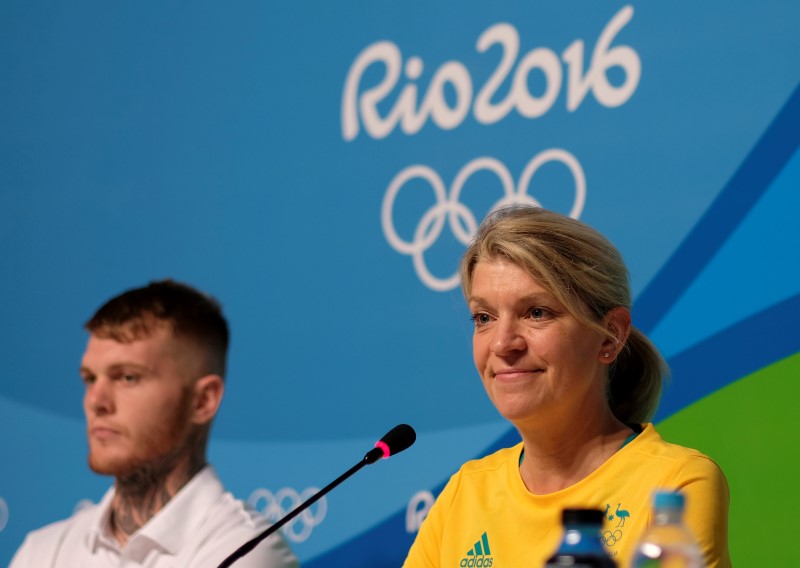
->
[[490, 319, 526, 356]]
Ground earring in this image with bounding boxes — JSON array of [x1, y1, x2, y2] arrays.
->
[[603, 352, 610, 358]]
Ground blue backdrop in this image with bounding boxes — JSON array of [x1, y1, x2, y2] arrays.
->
[[2, 2, 799, 565]]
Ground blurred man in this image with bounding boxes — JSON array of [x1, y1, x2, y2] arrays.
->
[[11, 280, 299, 567]]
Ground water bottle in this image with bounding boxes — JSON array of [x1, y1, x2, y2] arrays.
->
[[544, 508, 616, 567], [632, 490, 704, 568]]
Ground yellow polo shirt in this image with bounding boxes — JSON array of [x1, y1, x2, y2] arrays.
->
[[403, 423, 730, 568]]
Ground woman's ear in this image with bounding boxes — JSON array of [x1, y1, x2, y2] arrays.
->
[[599, 306, 631, 363]]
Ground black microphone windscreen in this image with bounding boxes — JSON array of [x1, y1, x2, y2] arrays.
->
[[380, 423, 416, 456]]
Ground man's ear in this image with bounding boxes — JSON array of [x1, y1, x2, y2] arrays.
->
[[192, 374, 224, 425], [599, 306, 631, 363]]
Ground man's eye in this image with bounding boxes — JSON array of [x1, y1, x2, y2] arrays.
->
[[119, 373, 139, 383]]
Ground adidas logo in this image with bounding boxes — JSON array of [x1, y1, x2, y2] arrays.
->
[[460, 532, 494, 567]]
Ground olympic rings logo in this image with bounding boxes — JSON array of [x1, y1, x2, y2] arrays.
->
[[0, 497, 8, 533], [602, 529, 624, 547], [381, 149, 586, 291], [248, 487, 327, 543]]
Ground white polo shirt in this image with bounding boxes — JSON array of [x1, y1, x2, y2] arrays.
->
[[9, 466, 299, 567]]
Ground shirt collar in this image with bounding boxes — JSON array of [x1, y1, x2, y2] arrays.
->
[[85, 485, 118, 553], [135, 465, 222, 555], [83, 465, 223, 559]]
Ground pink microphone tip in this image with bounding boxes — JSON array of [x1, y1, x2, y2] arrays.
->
[[375, 440, 391, 459]]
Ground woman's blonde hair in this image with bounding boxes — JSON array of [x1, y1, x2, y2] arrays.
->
[[459, 205, 666, 423]]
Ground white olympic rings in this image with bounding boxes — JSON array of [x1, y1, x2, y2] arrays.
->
[[248, 487, 327, 543], [381, 149, 586, 291]]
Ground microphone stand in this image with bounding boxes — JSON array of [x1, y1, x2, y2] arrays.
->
[[217, 448, 384, 568]]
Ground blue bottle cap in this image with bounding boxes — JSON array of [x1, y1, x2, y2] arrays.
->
[[652, 490, 685, 511]]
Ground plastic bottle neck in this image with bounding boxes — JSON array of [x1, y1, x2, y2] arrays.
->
[[653, 507, 684, 526], [559, 523, 605, 552]]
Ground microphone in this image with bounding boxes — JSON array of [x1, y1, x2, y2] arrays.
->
[[363, 423, 416, 464], [217, 424, 417, 568]]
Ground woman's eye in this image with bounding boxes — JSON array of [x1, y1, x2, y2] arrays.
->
[[530, 308, 546, 320], [472, 313, 492, 326]]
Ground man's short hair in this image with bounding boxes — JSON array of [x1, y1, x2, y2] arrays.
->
[[85, 279, 229, 378]]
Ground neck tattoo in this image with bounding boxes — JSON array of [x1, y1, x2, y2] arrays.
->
[[109, 448, 205, 544]]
